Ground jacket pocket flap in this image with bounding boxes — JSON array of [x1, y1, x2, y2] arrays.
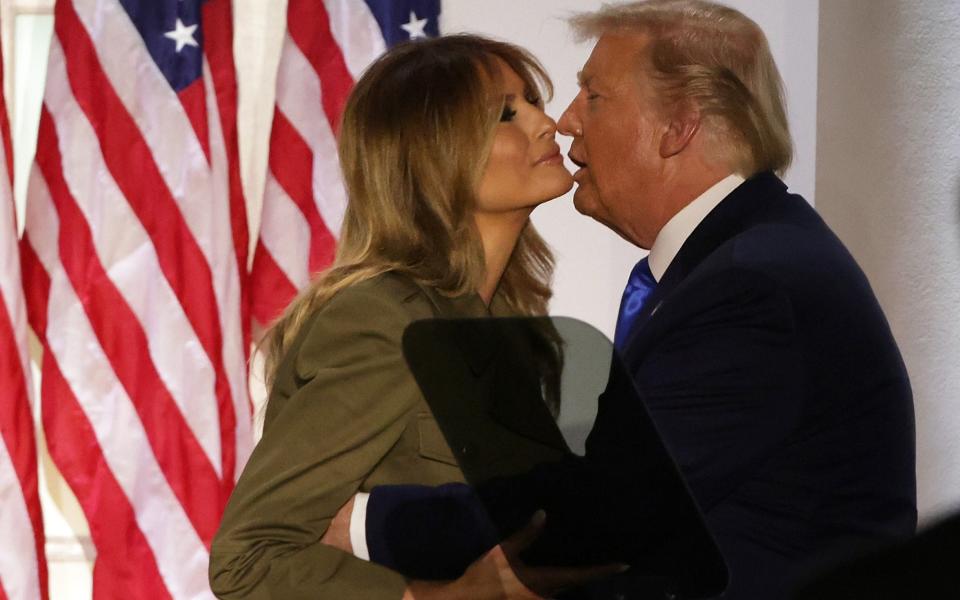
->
[[417, 413, 459, 466]]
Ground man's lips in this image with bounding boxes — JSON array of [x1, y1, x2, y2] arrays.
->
[[568, 153, 587, 169], [568, 153, 588, 181]]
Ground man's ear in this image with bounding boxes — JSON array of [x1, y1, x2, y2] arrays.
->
[[659, 105, 701, 158]]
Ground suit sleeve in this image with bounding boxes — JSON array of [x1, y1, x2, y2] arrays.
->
[[597, 267, 804, 512], [209, 287, 419, 600], [366, 482, 499, 579]]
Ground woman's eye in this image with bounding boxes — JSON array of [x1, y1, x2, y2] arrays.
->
[[500, 105, 517, 122], [525, 94, 542, 107]]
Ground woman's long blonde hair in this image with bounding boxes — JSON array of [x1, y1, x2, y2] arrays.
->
[[262, 35, 556, 386]]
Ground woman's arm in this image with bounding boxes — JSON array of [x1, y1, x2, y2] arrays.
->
[[209, 286, 423, 600]]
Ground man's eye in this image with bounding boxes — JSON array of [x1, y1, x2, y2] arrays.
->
[[500, 106, 517, 122], [587, 92, 600, 101]]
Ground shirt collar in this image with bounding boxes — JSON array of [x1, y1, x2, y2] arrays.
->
[[419, 283, 505, 318], [647, 173, 746, 281]]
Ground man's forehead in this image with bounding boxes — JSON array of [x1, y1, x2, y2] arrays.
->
[[577, 33, 648, 86]]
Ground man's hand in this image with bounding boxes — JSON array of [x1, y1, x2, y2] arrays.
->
[[320, 494, 355, 553], [404, 511, 628, 600], [497, 511, 628, 598]]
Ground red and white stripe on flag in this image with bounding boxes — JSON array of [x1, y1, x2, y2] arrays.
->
[[0, 39, 48, 600], [20, 0, 251, 597], [250, 0, 387, 325]]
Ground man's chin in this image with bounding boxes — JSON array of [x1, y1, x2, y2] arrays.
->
[[572, 186, 600, 218]]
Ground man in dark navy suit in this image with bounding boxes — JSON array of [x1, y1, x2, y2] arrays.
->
[[549, 5, 917, 597], [322, 2, 917, 598]]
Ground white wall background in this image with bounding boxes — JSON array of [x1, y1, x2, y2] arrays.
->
[[816, 0, 960, 524]]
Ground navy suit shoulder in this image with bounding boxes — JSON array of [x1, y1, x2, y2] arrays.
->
[[616, 173, 916, 599]]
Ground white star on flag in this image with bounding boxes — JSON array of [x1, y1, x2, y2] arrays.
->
[[400, 11, 429, 39], [164, 18, 199, 52]]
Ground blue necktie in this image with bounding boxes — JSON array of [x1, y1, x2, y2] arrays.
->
[[614, 257, 657, 351]]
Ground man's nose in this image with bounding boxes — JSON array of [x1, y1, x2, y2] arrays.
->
[[557, 99, 581, 137]]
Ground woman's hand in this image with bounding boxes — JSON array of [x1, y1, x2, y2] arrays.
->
[[403, 511, 627, 600], [320, 494, 355, 553]]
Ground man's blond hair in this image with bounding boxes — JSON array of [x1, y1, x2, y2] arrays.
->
[[571, 0, 792, 177]]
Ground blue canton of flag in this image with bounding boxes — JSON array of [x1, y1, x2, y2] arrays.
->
[[118, 0, 204, 92], [364, 0, 441, 47]]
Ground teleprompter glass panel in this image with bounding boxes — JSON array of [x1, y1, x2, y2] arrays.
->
[[402, 316, 728, 599]]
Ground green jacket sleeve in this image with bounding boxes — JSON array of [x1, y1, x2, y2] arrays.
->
[[209, 285, 423, 599]]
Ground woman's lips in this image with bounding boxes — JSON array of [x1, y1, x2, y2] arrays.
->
[[535, 145, 563, 166], [536, 151, 564, 166]]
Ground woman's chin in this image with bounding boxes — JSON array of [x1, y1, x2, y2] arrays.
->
[[527, 183, 574, 213], [549, 174, 576, 199], [537, 170, 576, 203]]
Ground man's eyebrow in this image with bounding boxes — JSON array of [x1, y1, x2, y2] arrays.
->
[[576, 71, 592, 87]]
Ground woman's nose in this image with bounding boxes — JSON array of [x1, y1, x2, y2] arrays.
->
[[538, 113, 558, 139]]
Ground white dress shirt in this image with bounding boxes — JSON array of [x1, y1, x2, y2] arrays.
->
[[647, 173, 745, 282], [349, 492, 371, 560]]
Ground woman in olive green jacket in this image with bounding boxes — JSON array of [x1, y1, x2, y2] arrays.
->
[[209, 35, 576, 599]]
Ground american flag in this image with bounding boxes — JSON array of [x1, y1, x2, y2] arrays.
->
[[0, 40, 48, 600], [13, 0, 442, 597], [20, 0, 250, 597], [250, 0, 441, 326]]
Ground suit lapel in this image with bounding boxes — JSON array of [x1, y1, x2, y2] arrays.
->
[[408, 282, 500, 377], [622, 172, 788, 352], [414, 283, 490, 319]]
